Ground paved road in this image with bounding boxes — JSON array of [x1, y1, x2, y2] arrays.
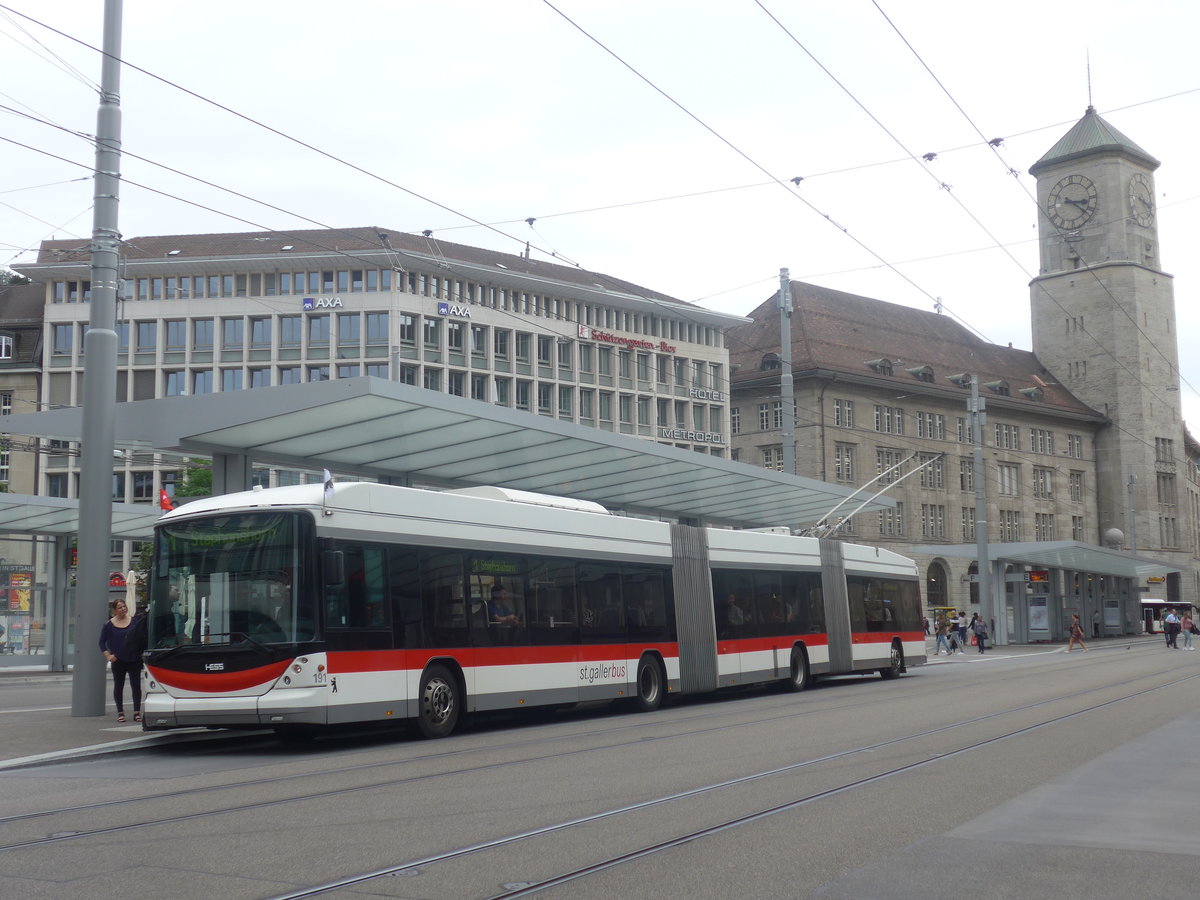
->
[[1, 640, 1197, 899]]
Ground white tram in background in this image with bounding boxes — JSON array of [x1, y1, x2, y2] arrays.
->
[[142, 483, 925, 738]]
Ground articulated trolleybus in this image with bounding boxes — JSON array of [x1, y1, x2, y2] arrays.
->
[[142, 482, 925, 738]]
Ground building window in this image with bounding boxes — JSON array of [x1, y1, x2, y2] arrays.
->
[[366, 313, 388, 345], [278, 366, 302, 385], [1072, 516, 1085, 541], [998, 509, 1021, 541], [136, 322, 156, 352], [961, 508, 975, 542], [997, 464, 1020, 496], [448, 321, 465, 352], [920, 504, 946, 538], [0, 334, 14, 359], [471, 325, 487, 357], [873, 404, 904, 435], [423, 368, 441, 391], [834, 443, 855, 483], [994, 422, 1020, 449], [164, 371, 186, 396], [249, 368, 270, 389], [918, 453, 944, 489], [762, 446, 783, 471], [1030, 428, 1055, 455], [1066, 433, 1083, 459], [222, 318, 243, 349], [397, 314, 415, 345], [876, 447, 904, 484], [279, 316, 302, 348], [193, 319, 214, 350], [959, 457, 974, 492], [308, 314, 331, 346], [1069, 471, 1083, 502], [471, 374, 488, 401], [222, 369, 243, 392], [422, 317, 439, 348], [249, 317, 272, 349], [52, 324, 74, 355], [448, 371, 465, 397], [494, 330, 511, 360], [1034, 513, 1056, 541], [1032, 467, 1054, 500], [833, 398, 854, 428], [879, 502, 904, 537], [1157, 472, 1178, 505], [730, 407, 741, 435], [516, 380, 532, 411], [192, 370, 213, 394]]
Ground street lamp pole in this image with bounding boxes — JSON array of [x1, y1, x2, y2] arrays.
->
[[73, 0, 123, 716]]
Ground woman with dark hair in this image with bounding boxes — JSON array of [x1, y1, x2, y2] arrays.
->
[[1066, 613, 1088, 653], [99, 599, 143, 722]]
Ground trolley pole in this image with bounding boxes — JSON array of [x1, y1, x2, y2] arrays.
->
[[779, 269, 795, 477], [970, 376, 994, 644], [73, 0, 123, 716]]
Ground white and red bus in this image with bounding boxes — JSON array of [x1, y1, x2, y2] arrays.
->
[[141, 482, 925, 738]]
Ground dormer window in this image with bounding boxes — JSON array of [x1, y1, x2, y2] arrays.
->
[[760, 353, 782, 371], [906, 365, 934, 383], [0, 335, 13, 360], [1019, 386, 1045, 401], [865, 358, 893, 376], [983, 379, 1010, 396], [947, 373, 971, 388]]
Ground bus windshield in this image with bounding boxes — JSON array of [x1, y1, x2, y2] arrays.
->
[[147, 511, 315, 648]]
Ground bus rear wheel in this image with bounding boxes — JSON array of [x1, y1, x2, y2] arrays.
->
[[786, 648, 809, 692], [633, 655, 664, 712], [879, 641, 903, 680], [417, 664, 461, 738]]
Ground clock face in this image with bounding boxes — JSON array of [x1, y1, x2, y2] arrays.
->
[[1046, 174, 1098, 229], [1128, 172, 1155, 227]]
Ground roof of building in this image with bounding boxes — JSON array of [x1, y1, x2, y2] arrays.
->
[[1029, 106, 1159, 175], [31, 226, 731, 319], [726, 280, 1103, 419]]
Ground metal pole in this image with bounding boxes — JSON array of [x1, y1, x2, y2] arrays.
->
[[72, 0, 123, 716], [971, 376, 994, 643], [779, 269, 795, 476], [1127, 467, 1137, 552]]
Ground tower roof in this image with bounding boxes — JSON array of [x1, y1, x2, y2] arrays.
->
[[1029, 106, 1159, 175]]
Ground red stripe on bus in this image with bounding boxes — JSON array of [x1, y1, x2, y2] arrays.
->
[[147, 660, 291, 693], [326, 644, 682, 674]]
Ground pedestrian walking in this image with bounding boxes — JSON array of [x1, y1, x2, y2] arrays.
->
[[972, 614, 989, 653], [1065, 613, 1088, 653], [935, 620, 952, 655], [1164, 608, 1182, 649], [957, 610, 969, 650], [1182, 611, 1195, 651]]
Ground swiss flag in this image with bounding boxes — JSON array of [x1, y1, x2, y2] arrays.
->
[[159, 488, 175, 511]]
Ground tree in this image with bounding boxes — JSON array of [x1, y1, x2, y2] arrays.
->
[[0, 268, 32, 286], [175, 459, 211, 498]]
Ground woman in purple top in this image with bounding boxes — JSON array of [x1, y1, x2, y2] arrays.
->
[[98, 599, 142, 722]]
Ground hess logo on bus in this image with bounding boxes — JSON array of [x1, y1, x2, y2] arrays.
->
[[204, 663, 225, 671]]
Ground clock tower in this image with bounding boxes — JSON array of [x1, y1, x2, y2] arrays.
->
[[1029, 107, 1190, 591]]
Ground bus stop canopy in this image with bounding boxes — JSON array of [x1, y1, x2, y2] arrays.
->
[[0, 493, 160, 540], [1, 377, 894, 529], [915, 540, 1179, 579]]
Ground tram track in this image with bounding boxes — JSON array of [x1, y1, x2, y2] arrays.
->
[[0, 660, 1191, 861], [268, 668, 1200, 900], [0, 636, 1151, 830]]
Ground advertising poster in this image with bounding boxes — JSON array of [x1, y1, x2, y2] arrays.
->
[[1029, 596, 1049, 632]]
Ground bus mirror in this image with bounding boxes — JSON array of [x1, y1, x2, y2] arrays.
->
[[322, 550, 345, 587]]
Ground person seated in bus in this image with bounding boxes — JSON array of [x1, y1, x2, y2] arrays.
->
[[488, 585, 519, 626], [726, 594, 745, 627]]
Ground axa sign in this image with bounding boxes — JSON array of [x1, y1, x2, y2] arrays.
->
[[438, 301, 472, 318], [303, 297, 343, 309]]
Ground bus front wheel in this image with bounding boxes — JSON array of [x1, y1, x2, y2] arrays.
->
[[417, 664, 461, 738]]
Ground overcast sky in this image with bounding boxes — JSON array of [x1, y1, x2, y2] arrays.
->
[[3, 1, 1199, 428]]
